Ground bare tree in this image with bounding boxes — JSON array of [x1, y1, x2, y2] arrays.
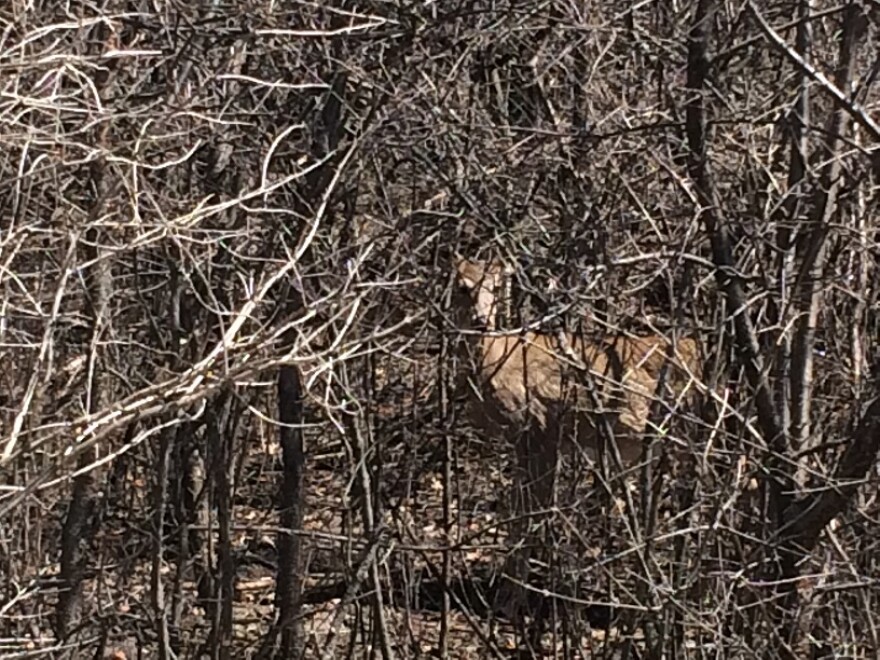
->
[[1, 1, 877, 658]]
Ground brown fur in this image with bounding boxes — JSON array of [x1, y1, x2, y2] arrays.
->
[[453, 258, 702, 464]]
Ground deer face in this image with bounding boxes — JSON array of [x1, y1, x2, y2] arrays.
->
[[453, 258, 507, 331]]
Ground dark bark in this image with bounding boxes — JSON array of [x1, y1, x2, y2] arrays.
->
[[55, 468, 96, 638], [274, 363, 307, 658], [783, 374, 880, 551], [770, 0, 812, 444], [151, 430, 174, 660], [260, 66, 350, 659], [685, 0, 789, 515], [205, 398, 235, 660], [787, 2, 858, 466], [686, 3, 876, 657], [55, 169, 113, 641], [54, 21, 120, 639]]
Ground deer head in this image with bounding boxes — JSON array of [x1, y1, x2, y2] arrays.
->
[[453, 257, 510, 332]]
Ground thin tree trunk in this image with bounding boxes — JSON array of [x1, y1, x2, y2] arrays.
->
[[772, 0, 812, 446], [55, 168, 113, 641], [206, 399, 235, 660], [262, 69, 349, 659], [54, 22, 119, 639], [786, 2, 858, 481], [151, 429, 174, 660], [275, 363, 307, 658], [438, 326, 452, 658]]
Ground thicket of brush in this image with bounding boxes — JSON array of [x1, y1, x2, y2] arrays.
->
[[1, 1, 878, 658]]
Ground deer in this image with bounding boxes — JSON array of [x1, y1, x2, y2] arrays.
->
[[453, 257, 702, 460], [451, 256, 703, 622]]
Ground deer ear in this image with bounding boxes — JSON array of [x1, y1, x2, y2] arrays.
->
[[485, 259, 507, 276], [454, 254, 477, 278]]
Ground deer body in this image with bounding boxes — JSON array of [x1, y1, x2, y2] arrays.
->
[[452, 256, 702, 622], [454, 258, 701, 465]]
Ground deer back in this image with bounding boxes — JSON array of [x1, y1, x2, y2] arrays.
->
[[464, 330, 701, 464]]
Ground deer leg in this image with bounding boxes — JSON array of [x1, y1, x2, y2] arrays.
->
[[497, 428, 558, 650], [526, 430, 558, 652], [494, 429, 530, 623]]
